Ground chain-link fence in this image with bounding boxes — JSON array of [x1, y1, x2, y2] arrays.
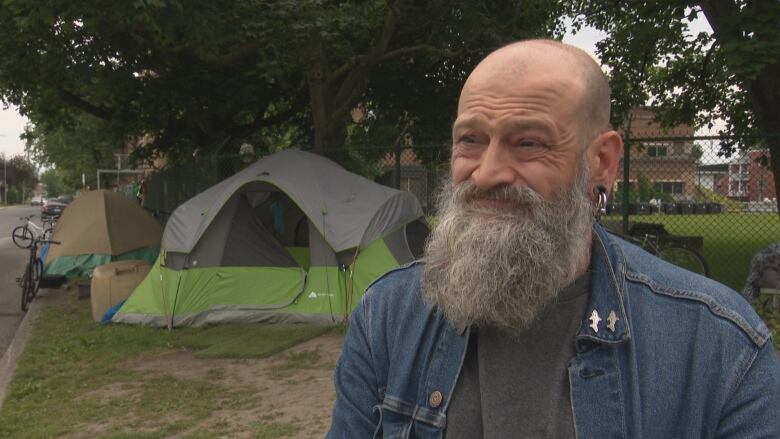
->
[[139, 160, 219, 224], [605, 130, 778, 291], [133, 131, 778, 292]]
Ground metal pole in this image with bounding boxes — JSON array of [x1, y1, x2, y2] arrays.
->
[[394, 142, 401, 190], [0, 134, 6, 205], [2, 152, 6, 205], [622, 133, 631, 234], [393, 125, 411, 190]]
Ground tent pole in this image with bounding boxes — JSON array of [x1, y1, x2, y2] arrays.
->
[[158, 251, 173, 330], [344, 248, 360, 324]]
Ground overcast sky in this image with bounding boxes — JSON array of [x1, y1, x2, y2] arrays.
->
[[0, 15, 713, 159]]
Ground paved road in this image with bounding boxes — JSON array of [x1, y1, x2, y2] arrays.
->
[[0, 205, 42, 355]]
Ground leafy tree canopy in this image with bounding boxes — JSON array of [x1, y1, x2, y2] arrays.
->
[[25, 113, 123, 189], [0, 154, 36, 203], [39, 168, 73, 197], [0, 0, 565, 169], [3, 0, 778, 213], [568, 0, 780, 214]]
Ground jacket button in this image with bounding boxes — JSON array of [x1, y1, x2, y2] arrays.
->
[[429, 390, 443, 408]]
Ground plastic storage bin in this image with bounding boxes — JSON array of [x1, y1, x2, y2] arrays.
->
[[90, 260, 151, 322]]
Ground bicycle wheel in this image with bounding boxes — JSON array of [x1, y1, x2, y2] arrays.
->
[[21, 265, 32, 312], [657, 247, 709, 277], [43, 227, 53, 240], [12, 226, 33, 249], [34, 258, 44, 295]]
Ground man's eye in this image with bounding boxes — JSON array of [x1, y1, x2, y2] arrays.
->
[[515, 139, 546, 148], [459, 135, 476, 144]]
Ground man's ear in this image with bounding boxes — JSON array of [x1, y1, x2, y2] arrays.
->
[[587, 130, 624, 195]]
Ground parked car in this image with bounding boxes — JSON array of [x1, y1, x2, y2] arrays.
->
[[54, 195, 74, 204], [42, 199, 66, 218], [31, 195, 45, 206]]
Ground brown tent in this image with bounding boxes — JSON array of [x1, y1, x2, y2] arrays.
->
[[44, 190, 162, 277]]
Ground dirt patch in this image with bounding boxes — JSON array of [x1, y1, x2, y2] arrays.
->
[[85, 331, 346, 438]]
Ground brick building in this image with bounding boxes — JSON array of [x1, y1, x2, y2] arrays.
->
[[616, 108, 699, 201], [379, 148, 446, 214], [696, 163, 729, 196], [727, 149, 776, 202]]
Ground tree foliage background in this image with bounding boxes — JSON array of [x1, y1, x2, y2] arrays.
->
[[568, 0, 780, 213], [0, 154, 36, 203], [0, 0, 565, 172], [0, 0, 778, 211]]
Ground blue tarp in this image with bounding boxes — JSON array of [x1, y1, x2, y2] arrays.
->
[[101, 300, 126, 325]]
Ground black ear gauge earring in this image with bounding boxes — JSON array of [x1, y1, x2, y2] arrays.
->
[[593, 185, 608, 221]]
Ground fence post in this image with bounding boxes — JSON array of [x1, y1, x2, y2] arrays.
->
[[622, 133, 631, 234], [394, 141, 401, 190]]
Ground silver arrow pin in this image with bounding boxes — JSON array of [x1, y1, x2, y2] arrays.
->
[[589, 310, 601, 333], [607, 311, 619, 332]]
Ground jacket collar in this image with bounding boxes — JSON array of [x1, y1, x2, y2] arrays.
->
[[574, 222, 630, 345]]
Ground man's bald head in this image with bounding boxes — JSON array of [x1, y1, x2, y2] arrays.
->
[[461, 39, 611, 140]]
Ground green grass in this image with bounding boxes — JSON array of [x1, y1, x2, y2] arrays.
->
[[0, 291, 334, 439], [251, 420, 301, 438], [604, 213, 779, 290], [269, 350, 323, 380], [178, 324, 332, 359]]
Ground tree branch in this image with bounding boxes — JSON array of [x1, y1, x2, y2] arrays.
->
[[329, 0, 404, 85], [230, 103, 301, 138], [331, 82, 369, 126], [696, 41, 717, 91], [372, 0, 404, 59], [699, 0, 741, 45], [57, 89, 114, 120]]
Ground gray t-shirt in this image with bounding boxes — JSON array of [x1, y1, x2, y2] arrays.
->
[[446, 274, 591, 438]]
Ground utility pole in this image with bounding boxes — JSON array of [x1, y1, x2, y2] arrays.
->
[[1, 133, 7, 205], [2, 151, 6, 205]]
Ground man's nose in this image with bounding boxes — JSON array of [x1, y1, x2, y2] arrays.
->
[[470, 143, 517, 190]]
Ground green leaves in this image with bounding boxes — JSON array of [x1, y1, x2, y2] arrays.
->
[[0, 0, 569, 169]]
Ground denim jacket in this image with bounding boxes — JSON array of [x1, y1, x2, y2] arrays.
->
[[328, 223, 780, 438]]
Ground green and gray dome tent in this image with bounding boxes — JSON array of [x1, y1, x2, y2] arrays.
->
[[113, 149, 429, 327]]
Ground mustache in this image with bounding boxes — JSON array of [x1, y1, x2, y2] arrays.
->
[[451, 181, 544, 210]]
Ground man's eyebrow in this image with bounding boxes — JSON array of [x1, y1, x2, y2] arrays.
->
[[453, 114, 557, 136], [502, 118, 557, 137], [452, 114, 490, 132]]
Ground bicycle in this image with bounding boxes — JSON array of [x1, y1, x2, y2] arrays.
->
[[11, 215, 54, 249], [594, 186, 708, 277], [628, 233, 709, 277], [18, 237, 60, 312]]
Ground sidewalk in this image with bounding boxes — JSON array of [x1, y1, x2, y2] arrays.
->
[[0, 286, 47, 411]]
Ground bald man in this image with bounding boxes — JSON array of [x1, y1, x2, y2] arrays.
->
[[327, 40, 780, 438]]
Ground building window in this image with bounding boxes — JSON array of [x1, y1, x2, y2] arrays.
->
[[644, 142, 670, 157], [647, 146, 667, 157], [654, 181, 684, 194]]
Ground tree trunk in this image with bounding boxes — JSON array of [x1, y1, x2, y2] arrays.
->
[[745, 63, 780, 221], [701, 0, 780, 219], [308, 53, 348, 154]]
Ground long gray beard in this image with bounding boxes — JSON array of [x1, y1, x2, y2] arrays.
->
[[421, 162, 593, 333]]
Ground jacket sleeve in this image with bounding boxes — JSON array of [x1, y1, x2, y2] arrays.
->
[[716, 339, 780, 438], [327, 295, 382, 438]]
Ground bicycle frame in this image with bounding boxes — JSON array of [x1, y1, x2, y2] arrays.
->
[[608, 229, 708, 277], [25, 219, 47, 238], [19, 237, 60, 312]]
